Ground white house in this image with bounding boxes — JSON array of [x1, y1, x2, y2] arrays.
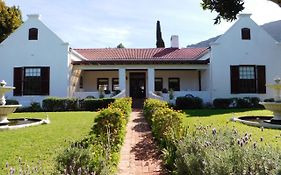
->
[[0, 14, 280, 106]]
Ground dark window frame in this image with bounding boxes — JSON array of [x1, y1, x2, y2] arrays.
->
[[230, 65, 266, 94], [155, 78, 163, 91], [97, 78, 109, 91], [241, 28, 251, 40], [112, 78, 119, 91], [28, 28, 38, 40], [168, 77, 180, 91], [13, 66, 50, 96]]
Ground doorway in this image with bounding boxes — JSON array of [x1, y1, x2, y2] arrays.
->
[[129, 72, 146, 99]]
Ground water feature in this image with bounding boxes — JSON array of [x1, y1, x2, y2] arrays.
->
[[232, 78, 281, 129], [0, 80, 49, 130]]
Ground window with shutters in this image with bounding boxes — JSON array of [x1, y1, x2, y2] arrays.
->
[[241, 28, 251, 40], [230, 65, 266, 94], [28, 28, 38, 40], [13, 67, 50, 96]]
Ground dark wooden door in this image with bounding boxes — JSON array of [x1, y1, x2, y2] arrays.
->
[[129, 73, 146, 98]]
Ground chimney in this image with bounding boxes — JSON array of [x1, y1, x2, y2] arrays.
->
[[170, 35, 179, 48], [27, 14, 41, 19]]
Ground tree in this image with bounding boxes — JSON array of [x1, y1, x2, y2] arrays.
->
[[156, 20, 165, 48], [201, 0, 281, 24], [0, 0, 22, 43], [117, 43, 125, 48]]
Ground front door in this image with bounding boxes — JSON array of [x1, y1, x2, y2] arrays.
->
[[129, 73, 146, 99]]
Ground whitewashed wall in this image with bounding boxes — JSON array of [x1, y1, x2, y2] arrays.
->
[[0, 15, 69, 106], [155, 70, 201, 91], [210, 14, 281, 101]]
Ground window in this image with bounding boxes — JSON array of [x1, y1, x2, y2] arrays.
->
[[28, 28, 38, 40], [112, 78, 119, 91], [79, 76, 83, 89], [13, 67, 50, 96], [230, 65, 266, 94], [155, 78, 163, 91], [241, 28, 251, 40], [97, 78, 109, 91], [168, 78, 180, 91]]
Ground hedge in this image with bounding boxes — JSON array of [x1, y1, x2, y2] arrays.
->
[[213, 97, 263, 109], [175, 96, 203, 109], [143, 99, 185, 171], [55, 97, 132, 175], [42, 97, 115, 112]]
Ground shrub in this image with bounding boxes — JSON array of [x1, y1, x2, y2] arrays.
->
[[213, 97, 263, 109], [213, 98, 232, 109], [80, 98, 115, 111], [42, 97, 79, 111], [55, 98, 132, 175], [174, 127, 281, 175], [143, 99, 185, 171], [176, 96, 203, 109], [104, 90, 111, 94], [162, 88, 168, 93], [143, 99, 168, 123], [16, 102, 43, 112], [92, 107, 126, 152], [264, 98, 274, 102], [5, 99, 19, 105], [109, 98, 132, 120]]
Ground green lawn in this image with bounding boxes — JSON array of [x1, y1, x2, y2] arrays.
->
[[182, 108, 281, 147], [0, 112, 96, 174]]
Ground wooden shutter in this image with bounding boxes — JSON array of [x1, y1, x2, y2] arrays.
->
[[13, 67, 23, 96], [230, 66, 239, 94], [41, 67, 50, 95], [257, 65, 266, 93]]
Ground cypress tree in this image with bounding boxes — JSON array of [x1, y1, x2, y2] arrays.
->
[[156, 20, 165, 48]]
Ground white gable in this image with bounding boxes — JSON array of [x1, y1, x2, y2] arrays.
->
[[210, 13, 281, 101], [0, 14, 70, 105]]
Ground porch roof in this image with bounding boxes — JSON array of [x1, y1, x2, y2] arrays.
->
[[72, 47, 209, 65]]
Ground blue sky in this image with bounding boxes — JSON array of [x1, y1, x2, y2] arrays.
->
[[5, 0, 281, 48]]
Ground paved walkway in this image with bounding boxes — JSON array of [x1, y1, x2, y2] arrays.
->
[[118, 111, 166, 175]]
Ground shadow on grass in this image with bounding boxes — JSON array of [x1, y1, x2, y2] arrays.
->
[[183, 108, 263, 117]]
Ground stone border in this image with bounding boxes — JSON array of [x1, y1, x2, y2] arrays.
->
[[231, 116, 281, 129], [0, 118, 50, 131]]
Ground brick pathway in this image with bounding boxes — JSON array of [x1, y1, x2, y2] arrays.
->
[[118, 111, 166, 175]]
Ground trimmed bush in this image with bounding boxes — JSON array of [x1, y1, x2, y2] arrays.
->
[[175, 96, 203, 109], [92, 107, 126, 152], [55, 98, 132, 175], [16, 102, 43, 112], [42, 97, 79, 111], [213, 97, 263, 109], [213, 98, 232, 109], [5, 99, 19, 105], [143, 99, 185, 171], [80, 98, 115, 111]]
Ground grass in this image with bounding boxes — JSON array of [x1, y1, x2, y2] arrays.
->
[[182, 108, 281, 148], [0, 111, 96, 174]]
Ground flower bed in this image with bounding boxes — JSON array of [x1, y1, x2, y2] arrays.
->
[[144, 99, 281, 174]]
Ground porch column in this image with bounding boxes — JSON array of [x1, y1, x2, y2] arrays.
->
[[147, 68, 155, 94], [119, 68, 126, 91]]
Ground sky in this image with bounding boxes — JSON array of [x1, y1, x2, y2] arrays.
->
[[5, 0, 281, 48]]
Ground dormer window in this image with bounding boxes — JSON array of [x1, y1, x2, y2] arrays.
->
[[28, 28, 38, 40], [241, 28, 251, 40]]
